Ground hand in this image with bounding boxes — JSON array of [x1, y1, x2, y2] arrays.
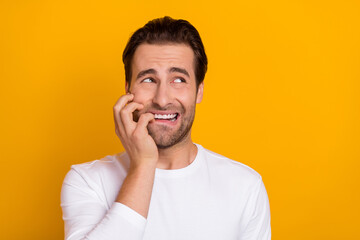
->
[[113, 93, 158, 169]]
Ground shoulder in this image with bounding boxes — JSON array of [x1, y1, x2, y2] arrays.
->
[[63, 152, 130, 187], [198, 144, 262, 186]]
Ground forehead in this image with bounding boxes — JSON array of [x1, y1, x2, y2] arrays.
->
[[132, 43, 195, 76]]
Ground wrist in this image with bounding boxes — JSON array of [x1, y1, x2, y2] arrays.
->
[[129, 158, 157, 173]]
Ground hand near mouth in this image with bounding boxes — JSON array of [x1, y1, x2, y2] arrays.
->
[[113, 93, 158, 169]]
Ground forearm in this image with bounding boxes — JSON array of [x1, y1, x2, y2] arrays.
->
[[116, 161, 157, 219], [61, 168, 148, 240]]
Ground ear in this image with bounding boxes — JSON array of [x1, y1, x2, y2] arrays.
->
[[196, 82, 204, 104], [125, 81, 129, 93]]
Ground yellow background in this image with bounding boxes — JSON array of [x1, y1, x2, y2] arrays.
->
[[1, 0, 359, 239]]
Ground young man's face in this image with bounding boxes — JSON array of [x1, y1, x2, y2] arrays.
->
[[127, 43, 204, 149]]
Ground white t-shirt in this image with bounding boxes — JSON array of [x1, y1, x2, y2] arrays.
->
[[61, 144, 271, 240]]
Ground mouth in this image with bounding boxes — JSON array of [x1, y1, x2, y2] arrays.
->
[[154, 113, 179, 122]]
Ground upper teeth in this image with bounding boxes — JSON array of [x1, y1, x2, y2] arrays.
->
[[154, 113, 177, 119]]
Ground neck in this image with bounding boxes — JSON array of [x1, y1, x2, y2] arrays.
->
[[156, 135, 197, 170]]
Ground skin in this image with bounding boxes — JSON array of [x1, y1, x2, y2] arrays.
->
[[113, 43, 204, 218]]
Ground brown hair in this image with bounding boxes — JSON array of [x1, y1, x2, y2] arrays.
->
[[122, 16, 208, 89]]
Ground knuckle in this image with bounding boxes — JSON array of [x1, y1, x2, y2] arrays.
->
[[113, 105, 121, 112], [132, 130, 142, 140], [119, 108, 128, 117]]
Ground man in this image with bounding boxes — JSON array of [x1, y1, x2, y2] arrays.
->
[[61, 16, 271, 240]]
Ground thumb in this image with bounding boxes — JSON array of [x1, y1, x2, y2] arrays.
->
[[135, 113, 155, 134]]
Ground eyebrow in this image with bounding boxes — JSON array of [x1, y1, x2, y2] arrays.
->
[[136, 67, 190, 80], [136, 69, 157, 80], [169, 67, 190, 78]]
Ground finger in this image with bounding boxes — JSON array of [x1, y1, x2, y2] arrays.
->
[[120, 102, 144, 136], [113, 93, 134, 110], [134, 113, 155, 135], [113, 94, 134, 135], [115, 127, 123, 142]]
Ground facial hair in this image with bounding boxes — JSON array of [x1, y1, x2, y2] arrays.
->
[[134, 102, 196, 149]]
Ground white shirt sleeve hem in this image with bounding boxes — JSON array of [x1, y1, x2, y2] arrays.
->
[[110, 202, 147, 230]]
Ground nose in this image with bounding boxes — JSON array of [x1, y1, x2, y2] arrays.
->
[[152, 82, 172, 108]]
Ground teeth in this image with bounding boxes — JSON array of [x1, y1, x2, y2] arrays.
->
[[154, 113, 177, 119]]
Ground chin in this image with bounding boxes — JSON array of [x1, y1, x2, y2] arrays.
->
[[150, 133, 178, 149], [149, 128, 191, 150]]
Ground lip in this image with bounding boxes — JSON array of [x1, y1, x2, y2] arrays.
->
[[149, 111, 178, 115], [148, 111, 180, 126]]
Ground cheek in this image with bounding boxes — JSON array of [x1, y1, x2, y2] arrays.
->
[[178, 94, 196, 108], [131, 87, 154, 103]]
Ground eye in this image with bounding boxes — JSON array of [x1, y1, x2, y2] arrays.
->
[[142, 78, 154, 83], [173, 78, 185, 83]]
